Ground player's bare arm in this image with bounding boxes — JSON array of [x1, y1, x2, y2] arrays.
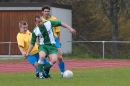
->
[[26, 44, 34, 57], [61, 22, 76, 34], [18, 46, 27, 59]]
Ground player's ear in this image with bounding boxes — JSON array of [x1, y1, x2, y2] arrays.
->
[[34, 20, 37, 24], [42, 11, 44, 14]]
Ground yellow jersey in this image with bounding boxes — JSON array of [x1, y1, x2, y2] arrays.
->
[[42, 16, 60, 38], [17, 30, 39, 54]]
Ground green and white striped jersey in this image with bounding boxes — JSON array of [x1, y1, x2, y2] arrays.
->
[[30, 20, 61, 45]]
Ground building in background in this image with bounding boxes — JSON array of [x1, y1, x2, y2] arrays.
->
[[0, 2, 72, 55]]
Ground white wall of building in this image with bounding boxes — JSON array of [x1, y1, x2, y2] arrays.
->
[[51, 7, 72, 54]]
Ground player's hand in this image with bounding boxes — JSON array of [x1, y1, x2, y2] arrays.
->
[[59, 42, 62, 46], [70, 28, 76, 34], [60, 42, 62, 46], [25, 52, 29, 59], [22, 52, 27, 59], [36, 41, 39, 45]]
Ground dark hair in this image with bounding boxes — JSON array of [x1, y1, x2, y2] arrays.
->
[[34, 14, 41, 21], [42, 5, 51, 11]]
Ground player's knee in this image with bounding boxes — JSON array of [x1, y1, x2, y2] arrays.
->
[[58, 54, 62, 59], [33, 62, 38, 68], [58, 57, 63, 62], [51, 58, 57, 64]]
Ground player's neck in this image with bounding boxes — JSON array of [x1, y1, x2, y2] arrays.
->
[[44, 15, 51, 20], [20, 31, 27, 34]]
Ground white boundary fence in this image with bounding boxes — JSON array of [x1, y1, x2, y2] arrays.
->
[[68, 41, 130, 59], [0, 42, 17, 58], [1, 41, 130, 59]]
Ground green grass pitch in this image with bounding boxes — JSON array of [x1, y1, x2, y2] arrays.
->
[[0, 67, 130, 86]]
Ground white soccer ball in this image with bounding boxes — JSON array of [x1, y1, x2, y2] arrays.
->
[[63, 70, 73, 78]]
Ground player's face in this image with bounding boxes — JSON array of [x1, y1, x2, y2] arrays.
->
[[42, 9, 50, 17], [20, 25, 28, 34], [35, 18, 43, 27]]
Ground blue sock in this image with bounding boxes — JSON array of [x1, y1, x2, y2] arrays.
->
[[58, 62, 65, 73], [43, 57, 49, 65], [43, 71, 47, 77], [36, 68, 39, 73]]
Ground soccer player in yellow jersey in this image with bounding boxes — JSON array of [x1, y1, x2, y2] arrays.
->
[[17, 21, 49, 78], [41, 5, 65, 77]]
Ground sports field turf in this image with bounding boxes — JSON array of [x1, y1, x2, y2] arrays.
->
[[0, 67, 130, 86]]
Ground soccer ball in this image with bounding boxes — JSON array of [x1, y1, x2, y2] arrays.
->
[[63, 70, 73, 78]]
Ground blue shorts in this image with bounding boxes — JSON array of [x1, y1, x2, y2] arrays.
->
[[28, 53, 49, 65], [27, 53, 39, 65], [55, 38, 61, 48]]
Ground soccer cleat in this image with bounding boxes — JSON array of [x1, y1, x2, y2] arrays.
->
[[61, 74, 63, 78], [43, 71, 51, 79], [61, 72, 64, 78], [47, 74, 51, 79], [39, 72, 44, 79], [35, 72, 39, 78], [36, 72, 51, 79], [39, 76, 44, 79], [35, 73, 44, 79], [39, 75, 44, 79]]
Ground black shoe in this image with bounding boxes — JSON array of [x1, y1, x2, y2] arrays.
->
[[47, 74, 51, 79], [36, 72, 51, 79], [35, 72, 44, 79], [35, 72, 39, 78]]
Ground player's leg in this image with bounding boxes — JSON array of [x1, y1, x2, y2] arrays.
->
[[38, 45, 47, 79], [43, 56, 49, 65], [43, 54, 57, 78], [57, 48, 65, 76], [43, 45, 58, 78], [38, 51, 47, 79], [34, 53, 49, 78], [55, 38, 65, 76], [27, 54, 39, 77]]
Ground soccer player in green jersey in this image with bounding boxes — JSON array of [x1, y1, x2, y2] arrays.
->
[[41, 5, 66, 77], [27, 14, 76, 79]]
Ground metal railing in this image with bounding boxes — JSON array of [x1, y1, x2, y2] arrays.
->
[[1, 41, 130, 59], [0, 42, 17, 58], [68, 41, 130, 59]]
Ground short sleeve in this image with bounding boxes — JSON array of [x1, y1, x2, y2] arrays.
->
[[50, 20, 61, 27], [30, 31, 37, 46], [17, 34, 24, 47]]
